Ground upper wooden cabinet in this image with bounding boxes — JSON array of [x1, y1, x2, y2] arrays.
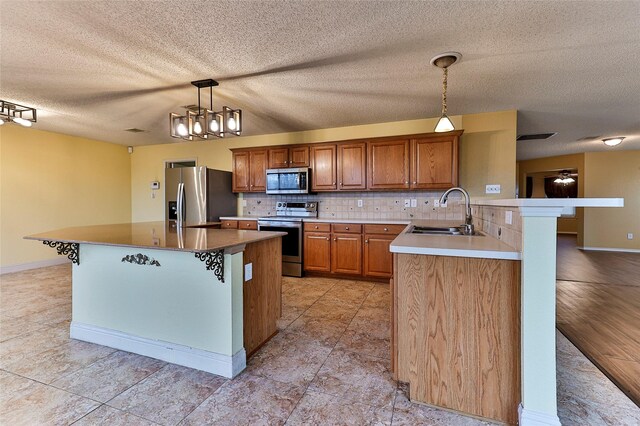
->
[[267, 146, 310, 169], [310, 144, 337, 191], [367, 139, 410, 190], [232, 149, 267, 192], [410, 132, 461, 189], [337, 142, 366, 190]]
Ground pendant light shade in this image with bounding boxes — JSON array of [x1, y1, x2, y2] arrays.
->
[[169, 79, 242, 140], [430, 52, 461, 133]]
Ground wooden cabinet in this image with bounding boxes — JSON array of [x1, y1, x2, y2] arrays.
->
[[249, 149, 267, 192], [268, 146, 309, 169], [367, 139, 410, 190], [232, 152, 250, 192], [304, 232, 331, 272], [239, 220, 258, 230], [337, 142, 366, 190], [410, 133, 460, 189], [310, 144, 337, 191], [331, 233, 362, 275], [364, 234, 395, 278], [221, 220, 239, 229], [232, 149, 267, 193]]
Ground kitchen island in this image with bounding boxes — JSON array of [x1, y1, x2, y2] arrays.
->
[[25, 222, 285, 378]]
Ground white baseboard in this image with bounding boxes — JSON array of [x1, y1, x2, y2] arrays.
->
[[0, 257, 70, 275], [519, 404, 561, 426], [580, 246, 640, 254], [70, 322, 246, 378]]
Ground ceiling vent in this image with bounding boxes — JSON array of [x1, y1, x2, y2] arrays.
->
[[516, 133, 557, 141], [124, 128, 146, 133], [576, 135, 601, 142]]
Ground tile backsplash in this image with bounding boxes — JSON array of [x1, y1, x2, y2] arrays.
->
[[472, 205, 522, 251], [242, 192, 465, 221]]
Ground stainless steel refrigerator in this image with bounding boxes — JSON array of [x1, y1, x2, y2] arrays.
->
[[165, 167, 237, 226]]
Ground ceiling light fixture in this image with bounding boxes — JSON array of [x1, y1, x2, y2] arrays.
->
[[430, 52, 461, 133], [554, 170, 575, 185], [0, 100, 37, 127], [602, 137, 625, 147], [169, 79, 242, 140]]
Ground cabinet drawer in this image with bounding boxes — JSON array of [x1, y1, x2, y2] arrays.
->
[[304, 222, 331, 233], [331, 223, 362, 234], [364, 224, 407, 235], [239, 220, 258, 230], [221, 220, 238, 229]]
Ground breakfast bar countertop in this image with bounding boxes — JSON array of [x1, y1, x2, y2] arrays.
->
[[390, 219, 521, 260], [24, 221, 285, 253]]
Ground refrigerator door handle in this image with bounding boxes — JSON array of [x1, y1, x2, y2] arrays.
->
[[177, 183, 184, 225]]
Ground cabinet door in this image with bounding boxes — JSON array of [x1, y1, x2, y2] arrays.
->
[[268, 148, 289, 169], [289, 146, 310, 167], [310, 144, 337, 191], [331, 233, 362, 275], [249, 149, 267, 192], [410, 135, 459, 189], [232, 152, 250, 192], [304, 232, 331, 272], [364, 234, 395, 278], [221, 220, 238, 229], [337, 142, 366, 190], [368, 139, 410, 189]]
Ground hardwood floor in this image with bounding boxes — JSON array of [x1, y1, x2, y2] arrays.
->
[[556, 235, 640, 406]]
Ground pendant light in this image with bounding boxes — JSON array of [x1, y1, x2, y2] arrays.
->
[[430, 52, 461, 133], [0, 100, 37, 127], [170, 79, 242, 140]]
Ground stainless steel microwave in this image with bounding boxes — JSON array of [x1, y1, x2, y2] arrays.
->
[[266, 168, 309, 194]]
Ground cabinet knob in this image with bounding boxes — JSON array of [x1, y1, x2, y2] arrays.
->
[[413, 181, 417, 184], [340, 182, 343, 186], [365, 239, 369, 243], [314, 225, 318, 229], [326, 237, 330, 241], [405, 181, 408, 184], [334, 238, 337, 241], [384, 227, 388, 231], [333, 182, 336, 185], [345, 227, 349, 230]]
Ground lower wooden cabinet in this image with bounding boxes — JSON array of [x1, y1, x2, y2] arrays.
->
[[304, 232, 332, 272], [221, 220, 238, 229], [303, 222, 403, 278], [221, 220, 258, 230], [331, 233, 362, 275]]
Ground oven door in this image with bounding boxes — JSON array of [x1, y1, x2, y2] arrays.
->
[[257, 221, 302, 263]]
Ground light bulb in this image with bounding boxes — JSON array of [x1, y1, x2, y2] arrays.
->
[[0, 118, 5, 126], [210, 119, 219, 132], [603, 137, 624, 147], [13, 117, 32, 127], [228, 116, 236, 130], [193, 121, 202, 134], [176, 122, 188, 137]]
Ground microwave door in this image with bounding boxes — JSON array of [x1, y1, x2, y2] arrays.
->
[[266, 171, 280, 194]]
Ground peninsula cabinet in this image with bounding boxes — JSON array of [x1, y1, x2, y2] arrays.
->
[[363, 224, 406, 278], [232, 149, 267, 192], [410, 132, 460, 189], [367, 139, 410, 190], [268, 146, 309, 169], [310, 144, 337, 191]]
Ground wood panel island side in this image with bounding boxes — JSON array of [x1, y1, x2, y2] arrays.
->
[[25, 222, 285, 378]]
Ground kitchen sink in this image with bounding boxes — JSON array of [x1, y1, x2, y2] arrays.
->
[[409, 225, 482, 236]]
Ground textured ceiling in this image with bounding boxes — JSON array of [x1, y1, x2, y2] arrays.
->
[[1, 1, 639, 160]]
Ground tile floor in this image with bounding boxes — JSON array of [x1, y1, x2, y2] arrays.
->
[[1, 264, 639, 425]]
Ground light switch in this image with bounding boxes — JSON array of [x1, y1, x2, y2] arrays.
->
[[410, 199, 417, 208], [357, 199, 363, 208], [244, 263, 253, 281]]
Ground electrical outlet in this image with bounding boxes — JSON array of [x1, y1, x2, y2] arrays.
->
[[404, 199, 410, 207], [242, 199, 247, 207], [628, 233, 634, 240], [244, 263, 253, 281], [357, 199, 363, 208], [410, 199, 417, 208], [486, 184, 501, 194], [434, 200, 440, 208], [505, 210, 513, 225]]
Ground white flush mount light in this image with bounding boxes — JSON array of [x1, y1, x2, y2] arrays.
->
[[169, 79, 242, 140], [0, 100, 37, 127], [602, 137, 625, 147], [430, 52, 461, 133]]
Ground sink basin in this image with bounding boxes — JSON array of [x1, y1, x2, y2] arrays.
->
[[410, 225, 482, 236]]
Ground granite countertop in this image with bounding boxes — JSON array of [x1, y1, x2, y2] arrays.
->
[[25, 221, 285, 253], [390, 220, 521, 260], [220, 216, 258, 221], [222, 216, 411, 225]]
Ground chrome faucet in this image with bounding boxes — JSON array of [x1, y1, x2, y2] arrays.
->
[[439, 187, 474, 235]]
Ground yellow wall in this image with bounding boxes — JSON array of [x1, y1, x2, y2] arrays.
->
[[518, 153, 585, 245], [0, 126, 132, 269], [583, 150, 640, 250], [132, 110, 517, 222]]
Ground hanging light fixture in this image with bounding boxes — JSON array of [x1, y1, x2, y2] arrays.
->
[[0, 100, 37, 127], [430, 52, 461, 133], [169, 79, 242, 140], [554, 170, 576, 185]]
